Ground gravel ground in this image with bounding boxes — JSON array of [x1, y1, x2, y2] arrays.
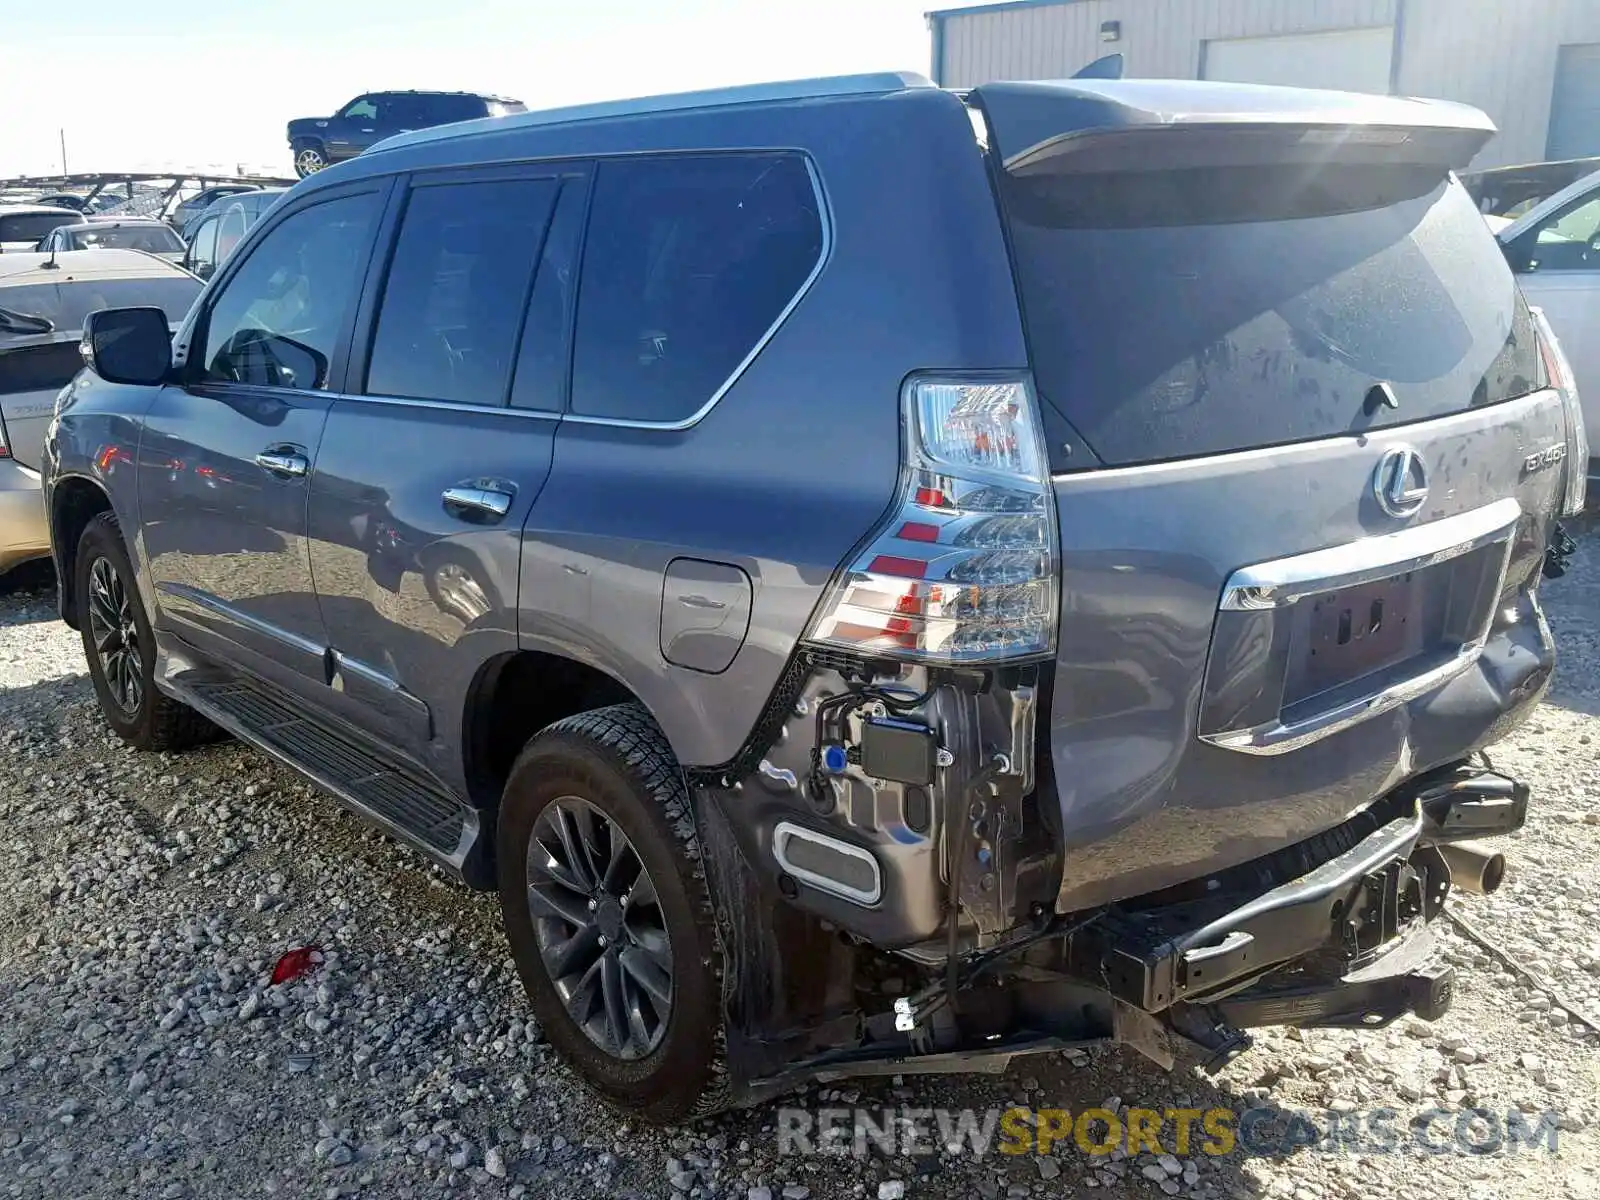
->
[[0, 540, 1597, 1200]]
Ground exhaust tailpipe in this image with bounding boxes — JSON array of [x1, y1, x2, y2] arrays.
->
[[1438, 840, 1507, 895]]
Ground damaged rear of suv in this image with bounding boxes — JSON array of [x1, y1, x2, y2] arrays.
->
[[674, 79, 1578, 1114], [48, 72, 1581, 1124]]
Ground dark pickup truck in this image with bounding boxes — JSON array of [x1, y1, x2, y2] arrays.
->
[[287, 90, 526, 177]]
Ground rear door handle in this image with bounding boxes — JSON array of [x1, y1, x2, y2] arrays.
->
[[442, 485, 513, 521], [255, 448, 308, 478]]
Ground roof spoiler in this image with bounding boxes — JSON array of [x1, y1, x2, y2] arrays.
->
[[972, 79, 1498, 177]]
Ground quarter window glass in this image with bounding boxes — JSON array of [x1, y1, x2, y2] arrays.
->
[[366, 178, 558, 406], [200, 192, 380, 391], [569, 154, 823, 424], [510, 179, 588, 412], [1528, 194, 1600, 272]]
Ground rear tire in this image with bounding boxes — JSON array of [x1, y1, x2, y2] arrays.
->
[[496, 703, 727, 1124], [76, 514, 216, 752], [293, 142, 328, 178]]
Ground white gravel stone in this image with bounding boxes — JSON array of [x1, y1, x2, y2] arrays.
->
[[0, 541, 1599, 1197]]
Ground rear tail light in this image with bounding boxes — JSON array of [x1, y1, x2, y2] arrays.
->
[[1530, 306, 1588, 516], [804, 377, 1058, 663]]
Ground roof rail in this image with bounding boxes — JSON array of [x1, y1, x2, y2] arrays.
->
[[371, 72, 937, 156]]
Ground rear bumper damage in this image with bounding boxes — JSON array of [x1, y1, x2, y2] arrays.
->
[[1087, 762, 1524, 1072], [706, 760, 1527, 1105]]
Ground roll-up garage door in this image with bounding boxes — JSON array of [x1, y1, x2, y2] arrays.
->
[[1548, 43, 1600, 161]]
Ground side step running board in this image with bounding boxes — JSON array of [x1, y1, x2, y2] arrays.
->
[[175, 674, 486, 886]]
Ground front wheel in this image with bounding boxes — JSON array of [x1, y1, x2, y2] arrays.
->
[[293, 143, 327, 178], [496, 703, 727, 1124], [76, 514, 215, 751]]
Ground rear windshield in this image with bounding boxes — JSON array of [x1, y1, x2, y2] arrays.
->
[[0, 213, 81, 243], [0, 276, 200, 332], [72, 225, 184, 253], [0, 340, 83, 396], [999, 166, 1540, 467]]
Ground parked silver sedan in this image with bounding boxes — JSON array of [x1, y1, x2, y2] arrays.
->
[[36, 218, 188, 265], [0, 250, 201, 573]]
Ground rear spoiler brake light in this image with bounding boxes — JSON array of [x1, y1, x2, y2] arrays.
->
[[1003, 121, 1495, 178]]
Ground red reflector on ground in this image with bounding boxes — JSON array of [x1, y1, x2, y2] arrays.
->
[[270, 946, 323, 986]]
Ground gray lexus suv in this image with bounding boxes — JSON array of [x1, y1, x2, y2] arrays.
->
[[42, 72, 1585, 1123]]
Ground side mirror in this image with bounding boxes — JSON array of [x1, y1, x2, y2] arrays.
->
[[1499, 235, 1530, 275], [81, 307, 172, 386]]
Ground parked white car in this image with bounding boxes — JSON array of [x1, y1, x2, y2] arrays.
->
[[36, 218, 188, 265], [0, 250, 201, 573], [1497, 167, 1600, 492], [0, 205, 85, 254]]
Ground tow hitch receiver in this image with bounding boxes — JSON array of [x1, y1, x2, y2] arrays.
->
[[1080, 765, 1523, 1017], [1079, 811, 1427, 1013]]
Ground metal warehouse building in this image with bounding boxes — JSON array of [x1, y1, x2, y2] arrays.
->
[[928, 0, 1600, 167]]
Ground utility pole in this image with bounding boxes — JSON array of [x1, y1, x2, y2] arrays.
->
[[59, 129, 68, 176]]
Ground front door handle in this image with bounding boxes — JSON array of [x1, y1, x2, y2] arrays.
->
[[255, 448, 308, 478], [442, 485, 513, 521]]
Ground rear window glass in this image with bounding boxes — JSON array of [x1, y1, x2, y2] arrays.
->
[[1000, 168, 1540, 467], [0, 213, 82, 243], [0, 341, 82, 395], [366, 177, 559, 406], [569, 153, 823, 424], [0, 276, 200, 332], [72, 225, 185, 254]]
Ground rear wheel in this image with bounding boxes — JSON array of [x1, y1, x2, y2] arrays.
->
[[76, 514, 215, 751], [496, 703, 726, 1123], [293, 143, 327, 178]]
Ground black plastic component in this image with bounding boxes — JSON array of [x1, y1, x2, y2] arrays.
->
[[859, 717, 938, 786], [903, 785, 931, 834], [1543, 521, 1577, 580]]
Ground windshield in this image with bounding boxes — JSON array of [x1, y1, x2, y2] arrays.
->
[[1000, 167, 1540, 466], [0, 275, 201, 332], [70, 225, 185, 253], [0, 213, 82, 243]]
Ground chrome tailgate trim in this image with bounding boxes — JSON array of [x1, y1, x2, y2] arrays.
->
[[1204, 498, 1521, 756]]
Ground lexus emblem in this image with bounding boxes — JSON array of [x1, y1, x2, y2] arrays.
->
[[1373, 446, 1429, 518]]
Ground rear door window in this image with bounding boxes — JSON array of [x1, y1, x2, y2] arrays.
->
[[1514, 191, 1600, 273], [569, 153, 823, 425], [998, 167, 1540, 466], [364, 176, 559, 406]]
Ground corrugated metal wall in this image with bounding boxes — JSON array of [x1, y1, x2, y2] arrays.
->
[[940, 0, 1397, 93], [936, 0, 1600, 167], [1397, 0, 1600, 165]]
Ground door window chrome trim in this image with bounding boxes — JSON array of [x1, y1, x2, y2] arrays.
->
[[1203, 499, 1521, 756], [1219, 498, 1522, 612], [324, 390, 562, 421], [773, 821, 882, 906], [564, 154, 832, 432]]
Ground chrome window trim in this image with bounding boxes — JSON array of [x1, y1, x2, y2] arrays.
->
[[1203, 498, 1522, 756], [326, 390, 561, 421], [564, 154, 832, 432], [773, 821, 882, 907]]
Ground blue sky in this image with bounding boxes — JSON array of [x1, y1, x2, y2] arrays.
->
[[1, 0, 939, 177]]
